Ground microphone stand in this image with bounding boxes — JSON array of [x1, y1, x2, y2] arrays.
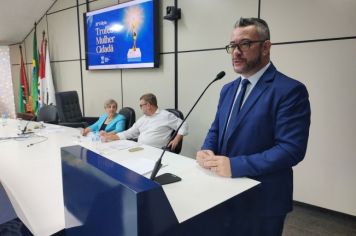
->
[[150, 71, 226, 185], [20, 115, 36, 135]]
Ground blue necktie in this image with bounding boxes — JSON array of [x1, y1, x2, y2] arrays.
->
[[231, 79, 250, 117], [223, 79, 250, 142]]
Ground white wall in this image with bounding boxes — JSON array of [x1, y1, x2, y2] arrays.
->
[[263, 0, 356, 216], [9, 0, 356, 216]]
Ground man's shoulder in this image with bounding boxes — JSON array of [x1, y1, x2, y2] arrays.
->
[[158, 109, 169, 114], [274, 70, 307, 90], [159, 109, 176, 119], [221, 78, 239, 93]]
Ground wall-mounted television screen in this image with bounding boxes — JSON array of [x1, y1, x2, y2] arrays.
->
[[84, 0, 159, 70]]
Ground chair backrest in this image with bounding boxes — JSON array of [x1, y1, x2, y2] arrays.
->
[[37, 105, 59, 124], [55, 91, 83, 122], [166, 108, 184, 154], [16, 112, 35, 121], [118, 107, 136, 130]]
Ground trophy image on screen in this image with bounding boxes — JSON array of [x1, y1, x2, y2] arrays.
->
[[126, 6, 143, 62]]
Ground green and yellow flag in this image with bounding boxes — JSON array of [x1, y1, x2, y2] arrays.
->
[[30, 23, 39, 113], [18, 45, 29, 113]]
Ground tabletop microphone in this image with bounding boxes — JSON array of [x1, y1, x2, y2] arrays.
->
[[21, 115, 36, 135], [150, 71, 226, 185]]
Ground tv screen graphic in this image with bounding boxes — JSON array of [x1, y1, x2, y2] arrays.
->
[[84, 0, 159, 70]]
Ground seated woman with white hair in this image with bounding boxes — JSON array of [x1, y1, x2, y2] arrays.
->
[[81, 99, 125, 136]]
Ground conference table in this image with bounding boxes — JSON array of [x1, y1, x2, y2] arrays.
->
[[0, 119, 259, 236]]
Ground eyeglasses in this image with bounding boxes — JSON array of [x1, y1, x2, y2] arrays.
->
[[225, 40, 266, 54], [139, 103, 148, 108]]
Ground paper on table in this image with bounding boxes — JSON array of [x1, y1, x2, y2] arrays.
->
[[119, 157, 156, 175], [108, 140, 138, 150], [72, 135, 152, 174], [37, 126, 66, 134]]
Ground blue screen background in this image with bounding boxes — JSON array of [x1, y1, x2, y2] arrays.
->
[[86, 1, 155, 69]]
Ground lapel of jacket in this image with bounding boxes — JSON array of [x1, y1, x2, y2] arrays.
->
[[106, 114, 115, 130], [218, 78, 241, 147], [100, 114, 108, 129], [224, 64, 277, 149]]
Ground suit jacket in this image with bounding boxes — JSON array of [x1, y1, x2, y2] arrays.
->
[[89, 113, 126, 133], [202, 63, 311, 216]]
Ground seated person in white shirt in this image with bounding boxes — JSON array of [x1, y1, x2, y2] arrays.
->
[[101, 93, 188, 151]]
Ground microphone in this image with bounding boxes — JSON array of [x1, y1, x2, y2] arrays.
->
[[150, 71, 226, 185], [21, 115, 36, 135]]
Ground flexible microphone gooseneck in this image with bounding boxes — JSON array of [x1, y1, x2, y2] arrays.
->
[[26, 135, 48, 147], [21, 115, 36, 135], [150, 71, 226, 185]]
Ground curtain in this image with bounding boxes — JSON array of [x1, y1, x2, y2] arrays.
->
[[0, 46, 15, 118]]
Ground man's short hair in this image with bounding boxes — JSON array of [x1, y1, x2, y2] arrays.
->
[[234, 17, 270, 41], [140, 93, 157, 107]]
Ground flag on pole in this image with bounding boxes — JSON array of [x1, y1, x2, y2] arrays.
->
[[30, 23, 39, 114], [45, 39, 56, 105], [38, 31, 46, 108], [18, 45, 29, 113], [38, 31, 56, 106]]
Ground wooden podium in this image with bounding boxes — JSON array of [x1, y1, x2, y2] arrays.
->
[[61, 145, 260, 236]]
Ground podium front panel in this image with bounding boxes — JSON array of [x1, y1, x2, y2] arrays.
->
[[61, 145, 178, 236]]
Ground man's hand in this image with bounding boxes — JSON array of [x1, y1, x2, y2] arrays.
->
[[196, 150, 232, 177], [167, 134, 183, 151], [196, 150, 215, 169]]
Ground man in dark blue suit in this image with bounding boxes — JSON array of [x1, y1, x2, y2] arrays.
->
[[197, 17, 311, 235]]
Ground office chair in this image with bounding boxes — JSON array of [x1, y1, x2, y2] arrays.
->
[[16, 112, 35, 121], [166, 108, 184, 154], [118, 107, 136, 130], [36, 104, 59, 124], [55, 91, 98, 128]]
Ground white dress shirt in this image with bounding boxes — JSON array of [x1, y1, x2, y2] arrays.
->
[[240, 62, 271, 104], [117, 109, 189, 148], [226, 62, 271, 127]]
